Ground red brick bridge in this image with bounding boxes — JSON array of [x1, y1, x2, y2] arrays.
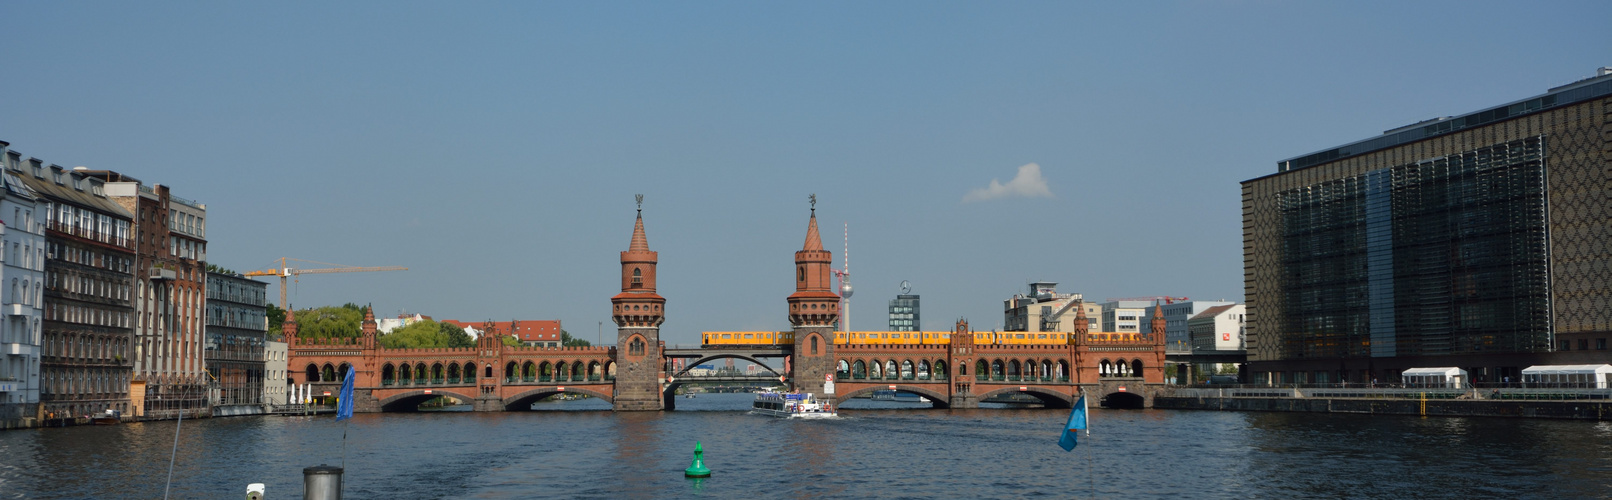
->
[[286, 201, 1169, 411]]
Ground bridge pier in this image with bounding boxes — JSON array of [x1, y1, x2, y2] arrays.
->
[[949, 393, 980, 409], [474, 394, 505, 412], [353, 389, 381, 413]]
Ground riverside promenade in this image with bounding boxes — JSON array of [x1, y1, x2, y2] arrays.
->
[[1157, 386, 1612, 420]]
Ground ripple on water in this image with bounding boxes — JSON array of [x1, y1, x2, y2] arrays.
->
[[1, 395, 1611, 498]]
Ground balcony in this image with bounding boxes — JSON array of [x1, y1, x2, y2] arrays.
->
[[5, 304, 27, 316], [150, 267, 177, 281]]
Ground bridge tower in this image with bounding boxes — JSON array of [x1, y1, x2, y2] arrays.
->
[[787, 197, 839, 396], [611, 197, 667, 411], [361, 305, 378, 383], [473, 316, 507, 411], [282, 306, 298, 346], [947, 319, 979, 408]]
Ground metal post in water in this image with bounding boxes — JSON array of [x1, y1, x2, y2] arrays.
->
[[303, 465, 343, 500]]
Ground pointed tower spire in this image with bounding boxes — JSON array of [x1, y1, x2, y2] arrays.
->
[[629, 212, 650, 252], [802, 194, 824, 251], [803, 212, 823, 251], [282, 305, 299, 345], [1074, 300, 1089, 335]]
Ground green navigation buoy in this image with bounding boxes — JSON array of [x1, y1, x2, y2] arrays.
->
[[684, 441, 712, 478]]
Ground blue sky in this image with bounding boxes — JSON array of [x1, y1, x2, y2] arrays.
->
[[3, 2, 1608, 343]]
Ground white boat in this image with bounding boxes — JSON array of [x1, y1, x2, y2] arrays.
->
[[752, 391, 837, 419]]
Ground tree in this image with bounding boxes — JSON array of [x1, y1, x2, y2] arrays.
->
[[205, 263, 238, 275], [380, 319, 445, 348], [500, 335, 520, 347], [442, 322, 474, 348], [294, 303, 365, 339], [266, 303, 287, 338], [561, 329, 591, 347]]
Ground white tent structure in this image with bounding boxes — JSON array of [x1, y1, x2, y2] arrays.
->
[[1521, 365, 1612, 389], [1401, 367, 1468, 388]]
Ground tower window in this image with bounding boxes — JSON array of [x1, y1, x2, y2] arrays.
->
[[798, 266, 804, 282], [632, 268, 642, 287], [810, 335, 819, 355]]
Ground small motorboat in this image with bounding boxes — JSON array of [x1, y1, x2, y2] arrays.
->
[[91, 409, 122, 425]]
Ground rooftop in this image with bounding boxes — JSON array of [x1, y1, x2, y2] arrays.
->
[[1264, 67, 1612, 178]]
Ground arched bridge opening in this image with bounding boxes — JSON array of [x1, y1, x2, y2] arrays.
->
[[378, 390, 479, 412], [835, 385, 951, 409], [1101, 391, 1146, 409], [977, 387, 1074, 409], [669, 353, 784, 380], [503, 388, 614, 411]]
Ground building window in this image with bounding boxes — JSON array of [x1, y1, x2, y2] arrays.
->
[[1560, 340, 1570, 351], [1598, 339, 1607, 350], [1579, 339, 1589, 351], [798, 266, 804, 282], [631, 267, 642, 288]]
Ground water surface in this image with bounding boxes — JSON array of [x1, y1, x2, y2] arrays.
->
[[1, 393, 1609, 498]]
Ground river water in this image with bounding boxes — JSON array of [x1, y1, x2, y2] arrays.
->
[[1, 393, 1610, 499]]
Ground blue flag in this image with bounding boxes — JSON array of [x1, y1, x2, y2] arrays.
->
[[1058, 394, 1087, 451], [336, 365, 355, 421]]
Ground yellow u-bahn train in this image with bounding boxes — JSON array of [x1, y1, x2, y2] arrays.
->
[[702, 330, 1138, 346]]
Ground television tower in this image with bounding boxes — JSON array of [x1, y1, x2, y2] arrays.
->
[[833, 222, 853, 332]]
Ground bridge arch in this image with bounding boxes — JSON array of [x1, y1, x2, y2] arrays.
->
[[503, 387, 613, 410], [834, 385, 950, 409], [378, 389, 479, 412], [1102, 390, 1146, 409], [669, 353, 783, 379], [976, 386, 1074, 409]]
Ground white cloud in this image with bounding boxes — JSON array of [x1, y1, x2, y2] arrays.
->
[[963, 163, 1053, 202]]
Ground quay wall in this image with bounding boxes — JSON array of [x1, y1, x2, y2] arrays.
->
[[0, 402, 40, 430], [1154, 396, 1612, 420]]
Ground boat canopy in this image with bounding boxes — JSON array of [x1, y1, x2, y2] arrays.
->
[[1520, 364, 1612, 376], [1401, 367, 1467, 388], [1402, 367, 1466, 377], [1521, 364, 1612, 389]]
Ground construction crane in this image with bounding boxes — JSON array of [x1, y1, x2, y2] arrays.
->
[[1104, 296, 1189, 304], [243, 257, 408, 310]]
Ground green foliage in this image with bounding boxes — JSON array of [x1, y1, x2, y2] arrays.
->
[[266, 303, 287, 337], [378, 319, 478, 349], [205, 263, 238, 275], [295, 303, 365, 338], [500, 335, 520, 347], [442, 322, 474, 348], [561, 329, 591, 347]]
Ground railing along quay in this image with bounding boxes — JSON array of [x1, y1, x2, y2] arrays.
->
[[1174, 384, 1612, 401]]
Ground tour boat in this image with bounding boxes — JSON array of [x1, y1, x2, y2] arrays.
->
[[752, 391, 837, 419]]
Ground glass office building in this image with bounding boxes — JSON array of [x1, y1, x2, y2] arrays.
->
[[889, 295, 920, 331], [1243, 68, 1612, 384]]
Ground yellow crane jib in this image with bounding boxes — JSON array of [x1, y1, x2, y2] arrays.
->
[[243, 257, 407, 309]]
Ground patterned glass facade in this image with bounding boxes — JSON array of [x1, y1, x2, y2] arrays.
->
[[1244, 78, 1610, 382], [1274, 138, 1551, 362]]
